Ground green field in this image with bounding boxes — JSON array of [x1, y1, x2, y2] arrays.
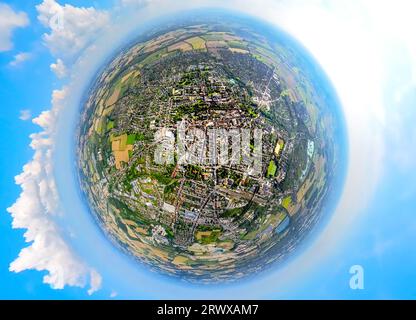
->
[[267, 160, 277, 177], [282, 196, 292, 209], [127, 134, 136, 145]]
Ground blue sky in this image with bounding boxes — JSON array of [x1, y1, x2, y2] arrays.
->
[[1, 0, 416, 299], [0, 1, 54, 299]]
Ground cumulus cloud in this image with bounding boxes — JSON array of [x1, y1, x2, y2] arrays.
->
[[0, 3, 29, 52], [7, 0, 109, 295], [19, 109, 32, 121], [8, 88, 101, 294], [87, 269, 103, 295], [50, 58, 67, 78], [36, 0, 110, 62], [9, 52, 32, 67]]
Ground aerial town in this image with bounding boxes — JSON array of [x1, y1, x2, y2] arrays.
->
[[77, 19, 338, 282]]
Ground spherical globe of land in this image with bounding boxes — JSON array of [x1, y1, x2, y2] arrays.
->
[[77, 12, 346, 282]]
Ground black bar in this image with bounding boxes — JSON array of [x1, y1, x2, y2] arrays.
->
[[0, 300, 414, 318]]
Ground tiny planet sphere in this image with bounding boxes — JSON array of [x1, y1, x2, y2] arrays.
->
[[77, 12, 346, 282]]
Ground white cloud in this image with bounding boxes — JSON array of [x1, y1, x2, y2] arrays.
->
[[88, 269, 103, 295], [0, 3, 29, 52], [19, 109, 32, 121], [8, 0, 109, 295], [36, 0, 110, 62], [8, 88, 101, 294], [9, 52, 32, 67], [50, 58, 67, 78]]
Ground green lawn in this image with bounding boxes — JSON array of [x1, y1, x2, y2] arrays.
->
[[282, 196, 292, 209], [267, 160, 277, 177], [127, 134, 136, 144], [106, 120, 114, 130]]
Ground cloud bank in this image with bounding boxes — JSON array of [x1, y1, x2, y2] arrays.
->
[[7, 0, 109, 294], [8, 88, 101, 294], [36, 0, 110, 61], [36, 0, 110, 85]]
